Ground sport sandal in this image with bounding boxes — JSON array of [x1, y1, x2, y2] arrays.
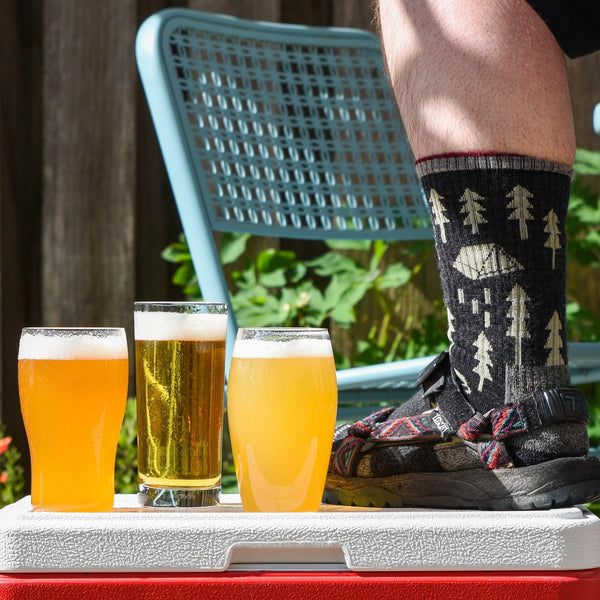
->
[[324, 352, 600, 510]]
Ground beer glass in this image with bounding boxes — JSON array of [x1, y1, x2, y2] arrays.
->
[[18, 328, 128, 512], [134, 302, 227, 507], [227, 328, 337, 512]]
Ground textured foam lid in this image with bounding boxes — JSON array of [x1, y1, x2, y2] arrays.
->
[[0, 494, 599, 573]]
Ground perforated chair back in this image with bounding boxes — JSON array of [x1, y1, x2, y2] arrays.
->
[[139, 10, 428, 242]]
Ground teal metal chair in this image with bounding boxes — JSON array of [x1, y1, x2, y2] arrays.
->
[[136, 9, 600, 420]]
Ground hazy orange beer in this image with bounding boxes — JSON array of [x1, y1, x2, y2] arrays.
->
[[18, 328, 128, 512], [227, 328, 337, 512]]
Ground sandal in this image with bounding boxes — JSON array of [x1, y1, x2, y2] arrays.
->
[[324, 352, 600, 510]]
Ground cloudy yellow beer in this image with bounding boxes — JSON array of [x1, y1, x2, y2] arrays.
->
[[227, 328, 337, 512], [18, 328, 128, 512], [134, 303, 227, 507]]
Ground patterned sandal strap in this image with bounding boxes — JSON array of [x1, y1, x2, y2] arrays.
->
[[330, 352, 588, 476]]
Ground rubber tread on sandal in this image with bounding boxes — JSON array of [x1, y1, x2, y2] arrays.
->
[[324, 456, 600, 510]]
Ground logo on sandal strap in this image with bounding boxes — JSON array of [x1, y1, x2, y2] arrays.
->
[[431, 409, 452, 438]]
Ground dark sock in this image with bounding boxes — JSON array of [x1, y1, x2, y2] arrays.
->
[[416, 154, 572, 414]]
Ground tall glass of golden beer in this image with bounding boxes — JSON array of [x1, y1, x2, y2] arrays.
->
[[18, 328, 128, 512], [134, 302, 227, 507], [227, 328, 337, 512]]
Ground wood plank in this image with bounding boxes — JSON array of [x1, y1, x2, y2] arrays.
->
[[188, 0, 280, 22], [42, 0, 136, 331], [333, 0, 373, 30], [568, 53, 600, 154], [0, 0, 44, 480], [135, 0, 185, 304]]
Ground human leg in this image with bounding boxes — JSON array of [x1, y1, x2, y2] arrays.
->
[[378, 0, 575, 163], [324, 0, 600, 509]]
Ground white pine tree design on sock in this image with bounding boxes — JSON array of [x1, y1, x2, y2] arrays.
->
[[447, 307, 455, 342], [545, 311, 565, 366], [460, 188, 487, 234], [454, 368, 472, 395], [507, 185, 534, 240], [428, 189, 450, 243], [473, 331, 493, 391], [543, 209, 561, 269], [506, 284, 531, 366]]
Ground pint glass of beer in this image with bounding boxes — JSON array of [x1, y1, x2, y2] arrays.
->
[[18, 328, 128, 512], [227, 328, 337, 512], [134, 302, 227, 507]]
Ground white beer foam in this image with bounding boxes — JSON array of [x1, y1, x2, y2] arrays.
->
[[19, 330, 128, 360], [232, 338, 333, 359], [134, 311, 227, 341]]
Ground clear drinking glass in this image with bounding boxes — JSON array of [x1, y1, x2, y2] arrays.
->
[[227, 327, 338, 512], [18, 327, 129, 512], [134, 302, 228, 507]]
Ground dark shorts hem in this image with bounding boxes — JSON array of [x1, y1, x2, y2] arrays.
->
[[526, 0, 600, 58]]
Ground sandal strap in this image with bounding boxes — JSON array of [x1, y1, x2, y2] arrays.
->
[[330, 352, 588, 476]]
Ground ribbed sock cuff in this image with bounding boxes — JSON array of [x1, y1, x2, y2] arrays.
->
[[415, 153, 573, 179]]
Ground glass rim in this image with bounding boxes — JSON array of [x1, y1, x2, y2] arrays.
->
[[236, 327, 331, 342], [21, 327, 125, 334], [134, 301, 227, 312], [238, 327, 327, 333]]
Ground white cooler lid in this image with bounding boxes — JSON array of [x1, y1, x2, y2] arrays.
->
[[0, 494, 599, 572]]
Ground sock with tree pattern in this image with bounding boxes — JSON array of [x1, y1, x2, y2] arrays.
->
[[416, 154, 572, 413]]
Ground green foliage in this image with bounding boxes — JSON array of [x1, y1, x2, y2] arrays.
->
[[565, 149, 600, 343], [0, 425, 25, 508], [162, 232, 445, 366], [587, 389, 600, 448], [114, 398, 138, 494]]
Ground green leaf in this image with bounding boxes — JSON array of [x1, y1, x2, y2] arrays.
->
[[256, 249, 297, 273], [231, 265, 258, 290], [161, 242, 191, 263], [182, 283, 201, 298], [259, 268, 288, 287], [377, 263, 412, 289], [334, 350, 351, 370], [236, 296, 288, 327], [297, 283, 326, 316], [322, 274, 357, 310], [308, 252, 363, 276], [330, 302, 356, 326], [574, 149, 600, 175], [172, 263, 196, 286], [340, 279, 371, 307], [373, 240, 389, 261], [220, 232, 250, 264], [289, 262, 308, 283]]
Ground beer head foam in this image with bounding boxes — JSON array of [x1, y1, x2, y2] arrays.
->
[[19, 330, 128, 360], [134, 311, 227, 341], [232, 338, 333, 359]]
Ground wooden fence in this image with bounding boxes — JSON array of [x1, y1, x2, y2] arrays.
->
[[1, 0, 599, 475]]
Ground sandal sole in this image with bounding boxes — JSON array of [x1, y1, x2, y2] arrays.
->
[[324, 456, 600, 510]]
